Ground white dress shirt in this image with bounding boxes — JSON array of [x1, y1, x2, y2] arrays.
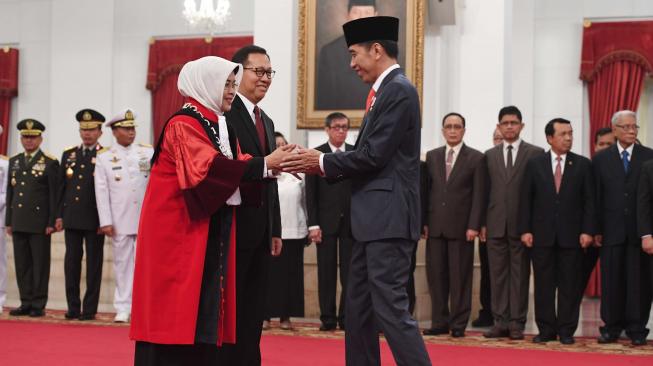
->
[[617, 142, 634, 161], [503, 139, 522, 167], [550, 152, 567, 175], [445, 142, 463, 170]]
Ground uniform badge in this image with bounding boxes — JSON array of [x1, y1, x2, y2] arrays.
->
[[115, 174, 122, 181], [33, 163, 45, 172], [111, 155, 120, 164], [66, 166, 74, 179], [139, 158, 150, 172], [11, 178, 16, 186], [83, 111, 92, 121]]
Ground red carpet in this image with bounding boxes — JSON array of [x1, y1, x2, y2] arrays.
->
[[1, 319, 652, 365]]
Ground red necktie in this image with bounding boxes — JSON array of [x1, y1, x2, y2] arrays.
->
[[554, 156, 562, 193], [253, 106, 268, 153], [365, 88, 376, 113]]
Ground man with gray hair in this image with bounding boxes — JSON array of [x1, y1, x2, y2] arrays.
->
[[593, 110, 653, 346]]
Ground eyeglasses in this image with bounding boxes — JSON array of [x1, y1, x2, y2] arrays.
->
[[615, 124, 640, 131], [499, 121, 522, 127], [224, 81, 239, 90], [329, 125, 349, 131], [243, 67, 276, 79], [443, 124, 464, 131]]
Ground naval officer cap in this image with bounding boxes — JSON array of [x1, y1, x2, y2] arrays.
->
[[76, 108, 105, 130], [107, 109, 138, 129], [17, 119, 46, 136], [343, 16, 399, 47]]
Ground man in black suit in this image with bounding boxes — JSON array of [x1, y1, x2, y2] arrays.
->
[[422, 112, 485, 338], [305, 112, 353, 331], [7, 119, 59, 318], [220, 45, 282, 366], [56, 109, 106, 321], [283, 16, 431, 366], [519, 118, 595, 345], [593, 110, 653, 346], [315, 0, 376, 110]]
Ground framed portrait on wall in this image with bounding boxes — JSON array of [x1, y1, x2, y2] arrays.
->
[[297, 0, 424, 129]]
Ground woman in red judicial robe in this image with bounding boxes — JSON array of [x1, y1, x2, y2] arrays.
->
[[130, 56, 287, 365]]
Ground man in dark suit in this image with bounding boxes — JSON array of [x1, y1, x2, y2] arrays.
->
[[305, 112, 354, 331], [56, 109, 106, 321], [422, 112, 485, 338], [482, 106, 544, 340], [220, 45, 282, 366], [283, 16, 431, 366], [519, 118, 595, 345], [637, 159, 653, 328], [7, 119, 59, 318], [593, 110, 653, 346], [315, 0, 376, 110]]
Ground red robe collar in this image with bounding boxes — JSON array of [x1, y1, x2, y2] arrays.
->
[[186, 98, 219, 122]]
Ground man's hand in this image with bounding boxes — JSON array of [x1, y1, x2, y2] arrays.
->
[[309, 228, 322, 244], [6, 227, 11, 236], [421, 225, 429, 240], [265, 144, 297, 172], [271, 237, 283, 256], [479, 226, 487, 243], [281, 148, 323, 175], [45, 227, 55, 235], [101, 225, 115, 237], [521, 233, 533, 248], [466, 229, 479, 242], [580, 233, 593, 249], [642, 236, 653, 255], [594, 234, 603, 247], [55, 218, 63, 232]]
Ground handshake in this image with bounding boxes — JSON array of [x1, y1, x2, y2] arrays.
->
[[264, 144, 324, 176]]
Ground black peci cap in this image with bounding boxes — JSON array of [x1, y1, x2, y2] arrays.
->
[[343, 16, 399, 47]]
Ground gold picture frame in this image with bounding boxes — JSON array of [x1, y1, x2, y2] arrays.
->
[[297, 0, 424, 129]]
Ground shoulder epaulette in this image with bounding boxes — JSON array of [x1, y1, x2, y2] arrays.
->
[[97, 147, 109, 155], [11, 152, 22, 159], [64, 145, 77, 152], [0, 154, 8, 160], [43, 151, 58, 160], [138, 142, 153, 148]]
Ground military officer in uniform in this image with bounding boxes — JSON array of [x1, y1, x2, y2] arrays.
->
[[94, 109, 152, 323], [6, 119, 59, 317], [0, 125, 8, 313], [56, 109, 106, 321]]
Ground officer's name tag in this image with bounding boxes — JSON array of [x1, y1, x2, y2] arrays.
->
[[139, 159, 150, 172], [112, 166, 122, 171]]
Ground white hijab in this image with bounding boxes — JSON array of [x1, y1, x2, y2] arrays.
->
[[177, 56, 243, 116]]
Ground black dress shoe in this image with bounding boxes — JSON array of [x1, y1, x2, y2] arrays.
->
[[631, 338, 647, 346], [423, 327, 449, 336], [79, 313, 96, 321], [338, 322, 345, 331], [559, 336, 575, 345], [451, 329, 465, 338], [597, 334, 618, 344], [471, 317, 494, 328], [532, 334, 556, 343], [319, 323, 337, 331], [9, 306, 31, 316], [483, 326, 509, 338], [65, 311, 80, 320], [509, 329, 525, 340], [29, 309, 45, 317]]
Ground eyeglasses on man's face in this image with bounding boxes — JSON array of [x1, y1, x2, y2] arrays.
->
[[329, 125, 349, 131], [614, 124, 640, 132], [243, 67, 276, 79], [443, 124, 464, 131]]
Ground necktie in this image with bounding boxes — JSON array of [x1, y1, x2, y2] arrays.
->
[[622, 150, 630, 173], [445, 148, 454, 181], [554, 156, 562, 193], [25, 153, 32, 163], [83, 148, 89, 158], [506, 145, 514, 173], [253, 106, 268, 153], [365, 88, 376, 113]]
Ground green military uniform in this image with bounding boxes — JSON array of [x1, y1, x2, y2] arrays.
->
[[6, 119, 59, 316], [57, 108, 105, 320]]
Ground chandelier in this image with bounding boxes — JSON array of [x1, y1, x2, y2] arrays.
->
[[183, 0, 231, 35]]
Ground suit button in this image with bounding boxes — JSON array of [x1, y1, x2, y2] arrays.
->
[[81, 164, 85, 168], [18, 204, 22, 208], [21, 182, 25, 186], [19, 192, 23, 197], [36, 206, 40, 210], [442, 202, 446, 206], [624, 193, 628, 197], [22, 171, 26, 175], [78, 175, 83, 179], [76, 186, 81, 190]]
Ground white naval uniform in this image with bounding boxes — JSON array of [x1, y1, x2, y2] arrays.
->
[[94, 142, 153, 314], [0, 156, 8, 309]]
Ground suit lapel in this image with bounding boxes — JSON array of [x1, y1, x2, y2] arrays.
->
[[234, 96, 263, 155], [446, 145, 468, 185], [608, 145, 627, 179], [627, 144, 644, 181], [493, 145, 508, 182], [435, 148, 446, 185], [261, 111, 275, 155], [558, 153, 574, 195], [354, 68, 402, 149], [508, 142, 529, 182]]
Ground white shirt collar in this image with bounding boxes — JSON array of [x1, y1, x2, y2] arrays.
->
[[503, 138, 522, 151], [551, 151, 567, 163], [446, 141, 463, 155], [238, 92, 256, 122], [617, 142, 634, 158], [328, 142, 345, 153], [115, 143, 132, 152], [372, 64, 400, 92]]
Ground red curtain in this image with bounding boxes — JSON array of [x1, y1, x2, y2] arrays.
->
[[580, 21, 653, 297], [0, 47, 19, 155], [146, 36, 253, 144]]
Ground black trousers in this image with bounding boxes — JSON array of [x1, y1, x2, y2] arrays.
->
[[265, 238, 305, 319], [134, 341, 218, 366], [64, 229, 105, 315], [218, 242, 270, 366], [600, 244, 652, 340], [407, 242, 417, 314], [531, 244, 583, 337], [345, 239, 431, 366], [477, 242, 493, 320], [317, 223, 352, 326], [12, 232, 51, 310], [425, 237, 474, 331]]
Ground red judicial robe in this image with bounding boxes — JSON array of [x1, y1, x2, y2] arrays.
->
[[130, 100, 249, 345]]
